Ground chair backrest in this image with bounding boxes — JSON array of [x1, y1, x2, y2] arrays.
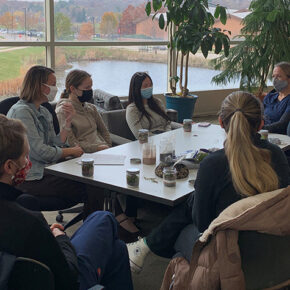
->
[[8, 257, 54, 290], [239, 231, 290, 290], [0, 96, 19, 115], [0, 97, 60, 135], [100, 109, 135, 141]]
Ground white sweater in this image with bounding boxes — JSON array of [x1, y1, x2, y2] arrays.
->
[[126, 99, 171, 138]]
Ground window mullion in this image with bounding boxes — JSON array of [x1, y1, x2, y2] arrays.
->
[[45, 0, 55, 69]]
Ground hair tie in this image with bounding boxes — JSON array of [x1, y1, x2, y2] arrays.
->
[[234, 108, 243, 113]]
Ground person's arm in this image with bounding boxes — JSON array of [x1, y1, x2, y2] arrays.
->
[[263, 111, 290, 134], [56, 102, 76, 143], [93, 105, 112, 147], [268, 143, 290, 187], [24, 218, 79, 290], [155, 98, 172, 131], [9, 108, 63, 164], [126, 105, 143, 139], [191, 155, 220, 233]]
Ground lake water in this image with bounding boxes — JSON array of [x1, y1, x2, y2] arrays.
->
[[56, 60, 239, 98]]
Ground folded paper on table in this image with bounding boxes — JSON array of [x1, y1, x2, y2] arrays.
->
[[77, 153, 126, 165]]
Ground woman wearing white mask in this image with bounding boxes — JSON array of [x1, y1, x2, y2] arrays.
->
[[7, 65, 86, 211], [126, 72, 171, 138], [263, 62, 290, 134]]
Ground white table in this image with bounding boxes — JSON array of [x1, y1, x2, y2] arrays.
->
[[268, 133, 290, 151], [45, 124, 226, 206], [45, 125, 290, 206]]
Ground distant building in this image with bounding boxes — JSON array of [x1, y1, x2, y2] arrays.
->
[[209, 7, 251, 38], [134, 8, 250, 40], [136, 14, 167, 40]]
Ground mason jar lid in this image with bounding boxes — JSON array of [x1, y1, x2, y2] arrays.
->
[[81, 158, 94, 164], [138, 129, 149, 133], [127, 168, 140, 174], [163, 167, 176, 173], [183, 119, 192, 123]]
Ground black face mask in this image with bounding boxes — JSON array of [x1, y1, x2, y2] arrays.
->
[[77, 89, 93, 103]]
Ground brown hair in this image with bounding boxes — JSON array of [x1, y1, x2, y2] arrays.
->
[[0, 114, 27, 176], [220, 91, 279, 196], [60, 69, 91, 99], [20, 65, 55, 103], [275, 62, 290, 78]]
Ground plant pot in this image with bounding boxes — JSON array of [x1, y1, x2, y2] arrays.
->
[[165, 93, 198, 123]]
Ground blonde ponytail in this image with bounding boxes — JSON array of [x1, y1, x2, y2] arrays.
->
[[221, 92, 279, 196]]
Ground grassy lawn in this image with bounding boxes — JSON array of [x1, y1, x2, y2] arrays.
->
[[0, 47, 44, 81]]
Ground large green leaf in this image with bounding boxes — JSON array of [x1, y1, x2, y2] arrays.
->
[[220, 7, 227, 25], [201, 40, 209, 58], [145, 2, 151, 16], [159, 13, 165, 29], [215, 37, 222, 54], [214, 5, 221, 18], [153, 0, 162, 12], [223, 37, 230, 57]]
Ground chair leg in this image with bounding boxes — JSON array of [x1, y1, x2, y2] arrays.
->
[[64, 212, 84, 231]]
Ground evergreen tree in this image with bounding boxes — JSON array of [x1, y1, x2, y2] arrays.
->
[[212, 0, 290, 96]]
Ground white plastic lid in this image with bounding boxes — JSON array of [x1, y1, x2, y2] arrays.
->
[[127, 168, 140, 174]]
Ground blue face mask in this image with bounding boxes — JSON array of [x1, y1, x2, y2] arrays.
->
[[141, 87, 153, 99]]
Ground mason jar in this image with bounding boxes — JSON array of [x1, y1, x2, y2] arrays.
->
[[138, 129, 149, 144], [81, 158, 94, 177], [183, 119, 192, 132], [163, 167, 177, 187], [126, 168, 140, 187]]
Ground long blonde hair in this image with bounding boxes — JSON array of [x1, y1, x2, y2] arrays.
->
[[20, 65, 54, 103], [220, 91, 279, 196]]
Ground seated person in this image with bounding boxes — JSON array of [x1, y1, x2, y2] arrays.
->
[[263, 62, 290, 134], [127, 91, 290, 273], [126, 72, 171, 138], [6, 65, 89, 212], [56, 69, 112, 153], [56, 69, 139, 234], [0, 114, 133, 290]]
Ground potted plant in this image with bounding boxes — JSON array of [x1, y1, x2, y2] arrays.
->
[[145, 0, 230, 122], [212, 0, 290, 99]]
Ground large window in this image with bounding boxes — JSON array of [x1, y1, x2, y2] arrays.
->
[[0, 0, 240, 99]]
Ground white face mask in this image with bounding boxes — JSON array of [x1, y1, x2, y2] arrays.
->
[[43, 84, 58, 102]]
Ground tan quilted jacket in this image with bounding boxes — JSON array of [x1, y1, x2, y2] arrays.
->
[[161, 186, 290, 290]]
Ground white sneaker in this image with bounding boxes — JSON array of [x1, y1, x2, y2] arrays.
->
[[127, 237, 151, 274]]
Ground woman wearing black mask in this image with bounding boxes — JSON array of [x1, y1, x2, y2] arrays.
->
[[56, 70, 112, 152], [263, 62, 290, 134]]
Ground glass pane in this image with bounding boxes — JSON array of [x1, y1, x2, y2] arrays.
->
[[55, 46, 168, 98], [0, 1, 45, 42], [54, 1, 168, 42], [0, 47, 45, 100]]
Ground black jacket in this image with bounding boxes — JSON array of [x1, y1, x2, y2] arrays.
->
[[192, 136, 290, 233], [0, 182, 79, 290]]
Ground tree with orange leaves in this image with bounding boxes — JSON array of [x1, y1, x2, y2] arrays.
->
[[78, 22, 93, 40], [0, 12, 13, 32]]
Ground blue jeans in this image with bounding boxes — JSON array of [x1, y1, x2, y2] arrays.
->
[[71, 211, 133, 290]]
